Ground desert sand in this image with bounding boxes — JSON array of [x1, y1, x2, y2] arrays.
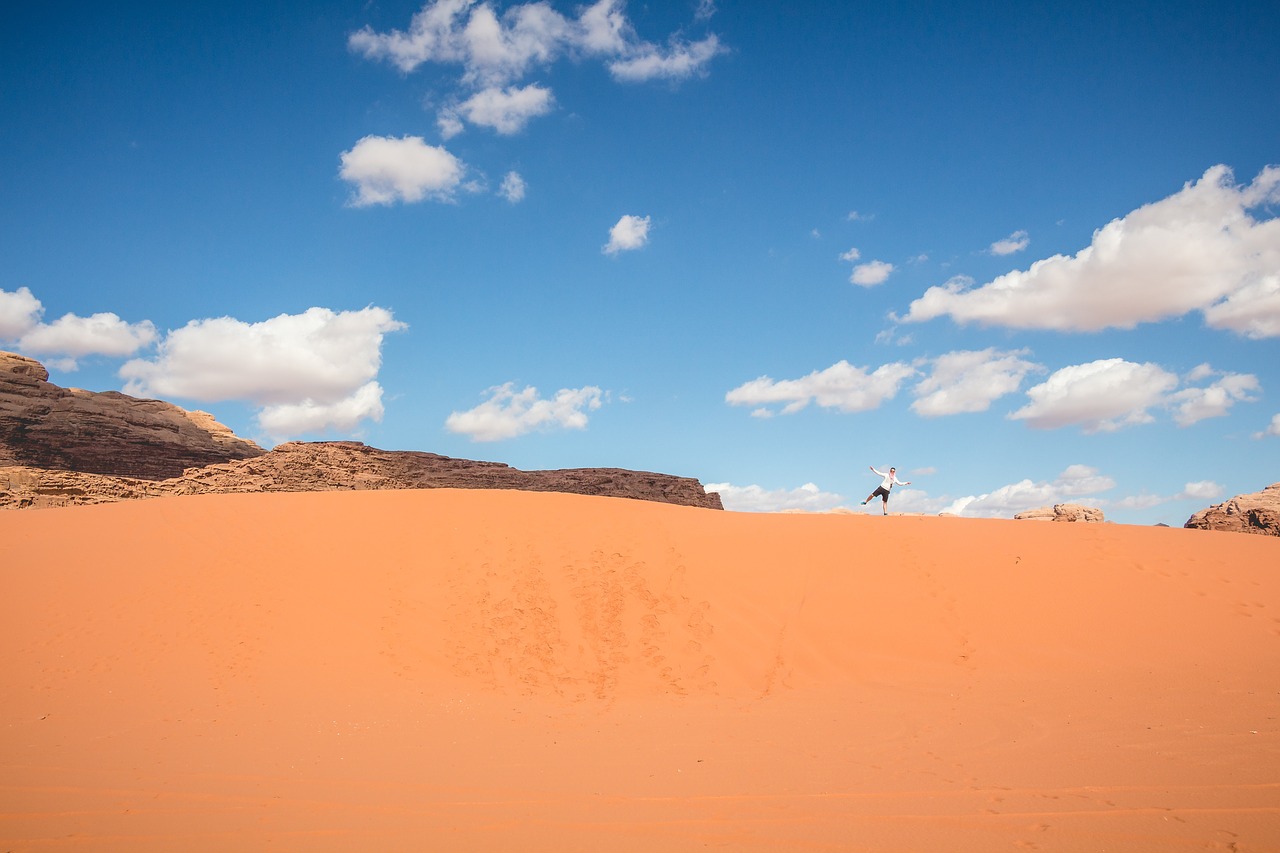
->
[[3, 489, 1278, 852]]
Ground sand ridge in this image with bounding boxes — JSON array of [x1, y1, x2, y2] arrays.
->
[[2, 489, 1278, 851]]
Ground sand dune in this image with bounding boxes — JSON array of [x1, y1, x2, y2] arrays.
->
[[3, 489, 1278, 851]]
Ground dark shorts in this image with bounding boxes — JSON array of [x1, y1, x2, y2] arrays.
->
[[871, 486, 891, 501]]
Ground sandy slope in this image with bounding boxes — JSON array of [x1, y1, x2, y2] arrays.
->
[[2, 489, 1278, 851]]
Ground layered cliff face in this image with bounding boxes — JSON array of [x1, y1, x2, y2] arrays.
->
[[1184, 483, 1280, 536], [0, 351, 265, 479], [0, 352, 723, 511]]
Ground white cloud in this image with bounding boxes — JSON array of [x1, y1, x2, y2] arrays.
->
[[1167, 370, 1259, 426], [1008, 358, 1261, 432], [1180, 480, 1222, 500], [839, 247, 861, 262], [257, 382, 387, 436], [988, 229, 1029, 256], [347, 0, 472, 74], [445, 382, 603, 441], [499, 170, 526, 202], [903, 165, 1280, 336], [706, 482, 845, 513], [607, 34, 723, 82], [943, 464, 1116, 518], [1114, 480, 1223, 510], [1200, 272, 1280, 338], [349, 0, 724, 130], [1, 287, 155, 369], [447, 83, 554, 135], [0, 286, 42, 339], [911, 348, 1042, 417], [850, 260, 894, 287], [1009, 358, 1179, 433], [339, 135, 465, 207], [119, 306, 405, 438], [603, 214, 651, 255], [18, 312, 157, 368], [725, 359, 917, 416], [1257, 413, 1280, 439]]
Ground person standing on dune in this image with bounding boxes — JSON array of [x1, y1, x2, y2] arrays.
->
[[862, 465, 909, 515]]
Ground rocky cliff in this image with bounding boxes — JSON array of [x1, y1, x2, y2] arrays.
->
[[1184, 483, 1280, 536], [0, 352, 723, 511], [1, 351, 265, 479]]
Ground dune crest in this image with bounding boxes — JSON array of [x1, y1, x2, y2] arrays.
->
[[3, 489, 1278, 851]]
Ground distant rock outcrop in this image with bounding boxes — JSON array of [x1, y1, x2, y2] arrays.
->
[[1014, 504, 1106, 523], [1, 351, 265, 479], [0, 352, 723, 512], [1184, 483, 1280, 536], [1, 442, 724, 511]]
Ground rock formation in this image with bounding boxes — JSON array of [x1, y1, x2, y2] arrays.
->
[[1, 351, 265, 479], [1014, 504, 1106, 523], [1184, 483, 1280, 536], [0, 352, 723, 512], [1, 442, 723, 511]]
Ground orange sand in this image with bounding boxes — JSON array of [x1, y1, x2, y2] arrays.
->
[[2, 489, 1279, 851]]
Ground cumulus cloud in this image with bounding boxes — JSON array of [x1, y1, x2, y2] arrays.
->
[[18, 312, 157, 369], [988, 230, 1029, 256], [1, 287, 156, 369], [1257, 413, 1280, 439], [726, 360, 917, 416], [1114, 480, 1223, 510], [0, 286, 42, 339], [911, 348, 1042, 417], [1167, 368, 1259, 426], [442, 83, 554, 136], [705, 482, 845, 513], [943, 464, 1116, 518], [1009, 358, 1180, 432], [445, 382, 603, 441], [902, 165, 1280, 336], [603, 214, 651, 255], [1009, 357, 1261, 432], [119, 306, 406, 438], [350, 0, 723, 134], [499, 170, 526, 202], [850, 260, 894, 287], [339, 135, 465, 207]]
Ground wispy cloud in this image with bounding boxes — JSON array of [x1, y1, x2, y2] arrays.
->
[[499, 170, 527, 202], [988, 229, 1029, 256], [903, 165, 1280, 337], [350, 0, 724, 135], [705, 481, 846, 513], [445, 382, 604, 441]]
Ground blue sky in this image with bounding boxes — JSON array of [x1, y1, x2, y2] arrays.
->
[[2, 0, 1278, 524]]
